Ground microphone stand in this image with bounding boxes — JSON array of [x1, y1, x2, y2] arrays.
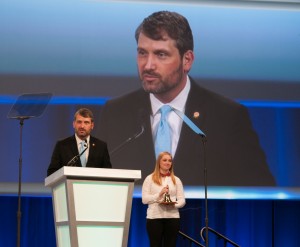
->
[[171, 108, 240, 247], [16, 118, 23, 247], [67, 143, 88, 166], [109, 126, 144, 157], [7, 92, 52, 247], [200, 227, 240, 247], [171, 107, 209, 247], [16, 116, 29, 247], [201, 136, 209, 247]]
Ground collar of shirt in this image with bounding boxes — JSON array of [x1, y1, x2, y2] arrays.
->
[[75, 134, 90, 162], [160, 172, 171, 177], [150, 76, 191, 116], [75, 134, 90, 148], [150, 76, 191, 157]]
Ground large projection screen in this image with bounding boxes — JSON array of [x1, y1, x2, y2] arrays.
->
[[1, 0, 300, 198]]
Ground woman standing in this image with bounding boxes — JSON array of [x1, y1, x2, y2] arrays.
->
[[142, 152, 186, 247]]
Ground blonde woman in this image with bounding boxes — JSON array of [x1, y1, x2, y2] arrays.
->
[[142, 152, 186, 247]]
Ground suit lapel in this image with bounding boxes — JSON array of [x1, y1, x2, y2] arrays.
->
[[68, 135, 82, 167], [70, 135, 79, 155], [86, 136, 96, 166], [174, 79, 205, 160], [140, 93, 156, 161]]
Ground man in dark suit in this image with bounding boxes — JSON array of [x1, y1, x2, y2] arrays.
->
[[47, 108, 111, 176], [96, 11, 275, 186]]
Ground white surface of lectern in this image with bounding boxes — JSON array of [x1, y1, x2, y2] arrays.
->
[[45, 167, 141, 247]]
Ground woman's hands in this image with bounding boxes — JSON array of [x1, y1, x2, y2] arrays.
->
[[159, 185, 169, 197]]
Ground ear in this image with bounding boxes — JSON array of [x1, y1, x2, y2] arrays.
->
[[183, 50, 194, 73]]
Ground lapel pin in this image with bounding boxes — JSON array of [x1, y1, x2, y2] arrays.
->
[[193, 111, 200, 119]]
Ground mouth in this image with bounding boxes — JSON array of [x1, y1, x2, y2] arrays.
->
[[142, 73, 159, 82]]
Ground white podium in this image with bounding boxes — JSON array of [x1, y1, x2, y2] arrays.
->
[[45, 167, 141, 247]]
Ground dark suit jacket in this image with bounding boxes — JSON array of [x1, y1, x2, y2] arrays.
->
[[47, 135, 112, 176], [96, 78, 275, 186]]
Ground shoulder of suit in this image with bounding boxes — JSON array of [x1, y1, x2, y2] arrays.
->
[[90, 136, 107, 145], [189, 78, 242, 109], [58, 135, 75, 143], [54, 135, 75, 148], [105, 88, 148, 106]]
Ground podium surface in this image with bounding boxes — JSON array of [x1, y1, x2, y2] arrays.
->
[[45, 167, 141, 247]]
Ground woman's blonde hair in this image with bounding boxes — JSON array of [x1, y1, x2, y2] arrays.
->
[[152, 151, 176, 185]]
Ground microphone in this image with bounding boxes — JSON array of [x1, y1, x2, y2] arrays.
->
[[109, 125, 145, 157], [109, 108, 146, 157], [66, 139, 88, 166], [83, 139, 88, 148], [133, 125, 145, 139]]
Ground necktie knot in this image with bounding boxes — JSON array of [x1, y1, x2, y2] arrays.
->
[[160, 105, 172, 119]]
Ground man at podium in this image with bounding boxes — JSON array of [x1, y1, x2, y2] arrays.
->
[[47, 108, 112, 176]]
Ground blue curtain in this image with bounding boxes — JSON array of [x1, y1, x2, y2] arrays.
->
[[1, 196, 300, 247]]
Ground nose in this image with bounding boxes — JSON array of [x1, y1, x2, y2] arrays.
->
[[165, 161, 171, 166], [144, 55, 156, 70]]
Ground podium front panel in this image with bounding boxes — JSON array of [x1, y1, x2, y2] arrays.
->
[[53, 182, 68, 222], [77, 226, 123, 247], [57, 225, 71, 247], [73, 181, 128, 222]]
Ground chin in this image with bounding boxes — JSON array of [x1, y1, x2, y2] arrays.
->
[[143, 84, 164, 95]]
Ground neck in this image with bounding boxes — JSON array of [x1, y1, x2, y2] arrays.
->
[[76, 134, 90, 141]]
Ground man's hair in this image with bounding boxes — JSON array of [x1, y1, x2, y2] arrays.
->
[[74, 108, 94, 122], [135, 11, 194, 58]]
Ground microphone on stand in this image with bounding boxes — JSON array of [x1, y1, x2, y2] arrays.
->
[[108, 108, 146, 157], [67, 139, 88, 166], [171, 107, 209, 247], [109, 125, 145, 157]]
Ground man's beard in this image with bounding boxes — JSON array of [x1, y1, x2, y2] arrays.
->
[[141, 64, 184, 95], [76, 129, 89, 139]]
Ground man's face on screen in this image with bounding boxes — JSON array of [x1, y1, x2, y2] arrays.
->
[[73, 114, 94, 140], [137, 32, 191, 103]]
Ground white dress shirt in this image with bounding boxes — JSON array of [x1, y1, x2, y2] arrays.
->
[[75, 134, 90, 162], [150, 76, 191, 157]]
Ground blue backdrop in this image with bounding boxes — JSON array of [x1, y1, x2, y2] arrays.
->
[[1, 196, 300, 247]]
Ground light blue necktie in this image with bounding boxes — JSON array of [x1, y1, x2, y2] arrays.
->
[[79, 141, 87, 167], [155, 105, 172, 158]]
